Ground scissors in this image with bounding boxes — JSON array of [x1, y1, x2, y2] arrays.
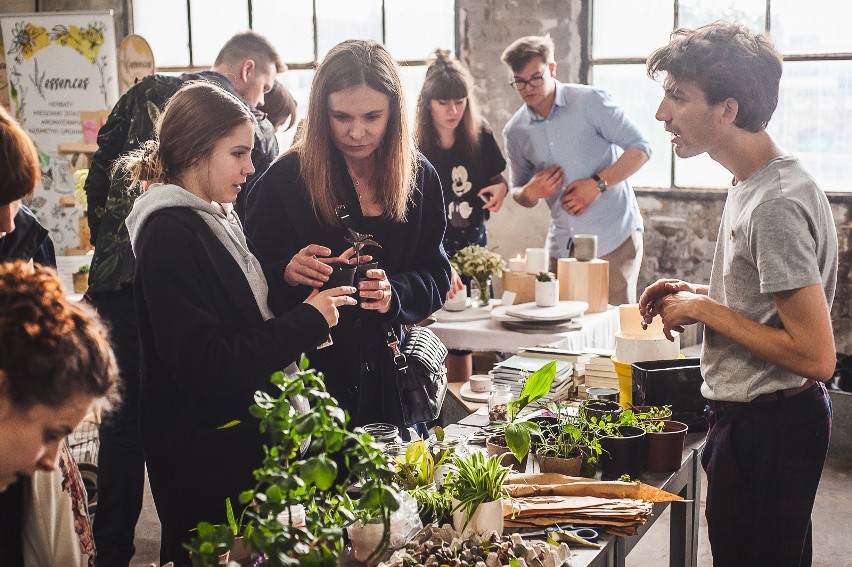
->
[[522, 524, 601, 548]]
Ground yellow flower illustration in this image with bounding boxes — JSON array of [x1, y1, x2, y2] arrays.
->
[[50, 24, 104, 64], [7, 22, 50, 63]]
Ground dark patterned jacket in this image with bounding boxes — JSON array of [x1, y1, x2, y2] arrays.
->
[[84, 71, 278, 292]]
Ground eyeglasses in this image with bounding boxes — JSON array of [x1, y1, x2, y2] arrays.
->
[[509, 73, 546, 90]]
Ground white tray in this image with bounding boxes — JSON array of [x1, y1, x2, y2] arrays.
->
[[504, 300, 588, 322]]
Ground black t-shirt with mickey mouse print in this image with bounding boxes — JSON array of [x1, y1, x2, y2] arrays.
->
[[422, 124, 507, 257]]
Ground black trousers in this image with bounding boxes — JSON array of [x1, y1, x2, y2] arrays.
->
[[88, 287, 146, 567]]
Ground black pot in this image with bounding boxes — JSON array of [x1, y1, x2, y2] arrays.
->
[[321, 264, 356, 291], [580, 399, 623, 425], [355, 261, 379, 302], [599, 425, 646, 480]]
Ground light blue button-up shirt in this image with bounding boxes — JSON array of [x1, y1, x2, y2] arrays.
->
[[503, 81, 652, 258]]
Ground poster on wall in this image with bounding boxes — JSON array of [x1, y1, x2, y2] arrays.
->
[[0, 11, 118, 254]]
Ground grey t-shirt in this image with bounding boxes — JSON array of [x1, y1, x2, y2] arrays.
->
[[701, 156, 838, 402]]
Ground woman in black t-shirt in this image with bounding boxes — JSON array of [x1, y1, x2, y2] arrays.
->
[[415, 50, 508, 298]]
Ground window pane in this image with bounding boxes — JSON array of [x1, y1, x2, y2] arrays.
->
[[592, 64, 671, 188], [674, 153, 731, 189], [316, 0, 382, 61], [189, 0, 249, 67], [276, 70, 315, 152], [769, 60, 852, 192], [678, 0, 765, 31], [592, 0, 673, 59], [385, 0, 455, 61], [771, 0, 852, 55], [253, 0, 315, 64], [133, 0, 190, 67], [397, 63, 428, 128]]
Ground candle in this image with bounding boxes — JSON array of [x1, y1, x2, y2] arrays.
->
[[508, 254, 526, 272], [525, 248, 549, 274]]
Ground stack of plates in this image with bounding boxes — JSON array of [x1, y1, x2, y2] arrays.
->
[[491, 301, 588, 331]]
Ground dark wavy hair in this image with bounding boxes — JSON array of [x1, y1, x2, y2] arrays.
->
[[647, 21, 783, 132], [0, 261, 119, 410]]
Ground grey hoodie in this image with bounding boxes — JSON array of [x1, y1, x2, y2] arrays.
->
[[125, 184, 274, 321]]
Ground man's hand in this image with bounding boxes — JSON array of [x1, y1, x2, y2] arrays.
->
[[651, 291, 703, 341], [639, 279, 701, 328], [514, 165, 564, 206], [561, 178, 602, 215]]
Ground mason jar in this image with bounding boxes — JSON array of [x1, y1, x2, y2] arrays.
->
[[361, 423, 401, 447], [488, 384, 513, 424]]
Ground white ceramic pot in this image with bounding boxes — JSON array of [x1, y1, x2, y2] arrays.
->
[[535, 279, 559, 307], [443, 289, 468, 311], [452, 497, 504, 538]]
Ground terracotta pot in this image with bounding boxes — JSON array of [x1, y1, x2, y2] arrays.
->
[[72, 271, 89, 294], [536, 450, 583, 476], [599, 425, 646, 480], [452, 497, 504, 537], [486, 434, 527, 472], [644, 420, 688, 472], [229, 536, 255, 566]]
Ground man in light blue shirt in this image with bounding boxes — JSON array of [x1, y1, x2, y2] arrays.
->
[[501, 35, 651, 304]]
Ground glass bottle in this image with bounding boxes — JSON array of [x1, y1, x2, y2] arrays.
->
[[488, 384, 513, 424]]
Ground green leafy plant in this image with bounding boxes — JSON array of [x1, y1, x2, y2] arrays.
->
[[76, 263, 90, 274], [183, 522, 236, 567], [409, 484, 453, 526], [392, 440, 435, 490], [502, 360, 557, 463], [187, 355, 398, 567], [446, 451, 512, 531], [535, 271, 555, 282], [544, 402, 603, 466]]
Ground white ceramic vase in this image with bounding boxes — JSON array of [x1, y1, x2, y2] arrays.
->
[[452, 497, 504, 538], [535, 279, 559, 307]]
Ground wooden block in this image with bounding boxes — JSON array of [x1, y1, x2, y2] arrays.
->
[[561, 258, 609, 313], [502, 269, 536, 304]]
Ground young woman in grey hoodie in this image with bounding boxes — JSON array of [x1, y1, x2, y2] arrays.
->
[[120, 81, 357, 565]]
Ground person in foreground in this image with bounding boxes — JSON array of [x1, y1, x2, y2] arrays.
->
[[639, 21, 837, 567], [501, 34, 651, 304], [246, 40, 451, 436], [0, 260, 119, 564], [121, 82, 355, 565]]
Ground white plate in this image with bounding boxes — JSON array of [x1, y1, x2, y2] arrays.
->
[[459, 381, 490, 402], [500, 319, 581, 333], [504, 301, 588, 322]]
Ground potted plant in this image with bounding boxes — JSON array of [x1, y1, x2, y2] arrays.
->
[[541, 402, 604, 478], [630, 405, 673, 422], [534, 271, 559, 307], [579, 398, 623, 425], [72, 263, 89, 294], [594, 412, 647, 481], [391, 439, 435, 491], [641, 418, 688, 473], [450, 244, 505, 308], [183, 522, 234, 567], [446, 451, 511, 537], [187, 356, 399, 567], [409, 484, 453, 526], [486, 360, 556, 471]]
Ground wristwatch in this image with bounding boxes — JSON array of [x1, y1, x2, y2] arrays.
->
[[591, 173, 608, 193]]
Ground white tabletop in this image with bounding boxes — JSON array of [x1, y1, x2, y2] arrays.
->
[[428, 305, 619, 352]]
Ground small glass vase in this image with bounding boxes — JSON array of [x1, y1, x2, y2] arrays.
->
[[469, 275, 491, 308]]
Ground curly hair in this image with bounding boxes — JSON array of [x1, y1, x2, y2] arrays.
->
[[0, 261, 118, 410], [647, 21, 783, 132]]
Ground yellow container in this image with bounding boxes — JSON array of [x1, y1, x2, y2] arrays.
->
[[611, 356, 633, 408]]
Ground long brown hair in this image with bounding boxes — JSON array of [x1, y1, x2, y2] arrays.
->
[[114, 81, 256, 190], [295, 40, 414, 225], [0, 106, 40, 204], [415, 49, 481, 163]]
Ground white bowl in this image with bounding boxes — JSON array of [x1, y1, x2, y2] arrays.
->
[[469, 374, 493, 393]]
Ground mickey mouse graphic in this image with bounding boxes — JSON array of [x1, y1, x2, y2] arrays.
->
[[447, 165, 474, 228]]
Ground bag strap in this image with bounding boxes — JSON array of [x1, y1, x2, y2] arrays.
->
[[385, 327, 408, 372]]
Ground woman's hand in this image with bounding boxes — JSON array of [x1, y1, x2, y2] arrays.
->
[[447, 267, 465, 299], [480, 180, 509, 213], [304, 286, 357, 327], [358, 268, 393, 313], [284, 244, 373, 287]]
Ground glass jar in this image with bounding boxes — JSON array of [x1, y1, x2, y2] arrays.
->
[[469, 275, 492, 308], [431, 435, 468, 487], [488, 384, 513, 424], [361, 423, 401, 447]]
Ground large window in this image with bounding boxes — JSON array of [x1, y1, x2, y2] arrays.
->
[[590, 0, 852, 191], [132, 0, 456, 148]]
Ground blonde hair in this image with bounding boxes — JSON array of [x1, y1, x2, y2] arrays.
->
[[415, 49, 482, 162], [114, 81, 256, 191], [295, 40, 414, 225]]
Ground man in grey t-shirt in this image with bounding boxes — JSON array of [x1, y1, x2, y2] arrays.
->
[[639, 22, 837, 566]]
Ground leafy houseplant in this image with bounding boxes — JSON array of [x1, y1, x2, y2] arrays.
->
[[446, 451, 512, 535], [187, 356, 399, 567], [183, 522, 235, 567], [72, 263, 90, 294], [534, 271, 559, 307], [535, 271, 555, 282], [391, 440, 435, 490], [450, 245, 504, 307]]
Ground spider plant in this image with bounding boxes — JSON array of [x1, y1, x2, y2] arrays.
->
[[446, 451, 511, 531]]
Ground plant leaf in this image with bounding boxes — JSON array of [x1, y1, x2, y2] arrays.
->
[[505, 423, 530, 463]]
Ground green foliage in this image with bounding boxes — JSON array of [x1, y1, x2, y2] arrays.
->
[[393, 440, 435, 490], [183, 522, 237, 567], [77, 264, 90, 274], [409, 485, 453, 525], [446, 451, 512, 532], [502, 360, 556, 462], [535, 271, 554, 282], [188, 354, 398, 567], [450, 245, 505, 281]]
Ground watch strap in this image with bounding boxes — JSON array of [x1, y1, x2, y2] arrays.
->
[[591, 173, 607, 192]]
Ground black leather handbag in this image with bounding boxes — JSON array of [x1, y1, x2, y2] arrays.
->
[[385, 325, 448, 425]]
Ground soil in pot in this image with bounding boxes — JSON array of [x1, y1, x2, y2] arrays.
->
[[644, 420, 688, 472], [599, 425, 646, 480], [580, 399, 623, 424], [486, 434, 528, 472], [536, 450, 583, 476]]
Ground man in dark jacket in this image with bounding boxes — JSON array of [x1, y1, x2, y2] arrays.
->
[[83, 31, 283, 567]]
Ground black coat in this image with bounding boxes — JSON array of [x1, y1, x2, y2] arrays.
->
[[245, 151, 451, 426], [132, 207, 328, 563], [0, 205, 55, 266]]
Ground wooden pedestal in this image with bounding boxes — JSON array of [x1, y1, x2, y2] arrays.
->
[[502, 270, 536, 304], [557, 258, 609, 313]]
